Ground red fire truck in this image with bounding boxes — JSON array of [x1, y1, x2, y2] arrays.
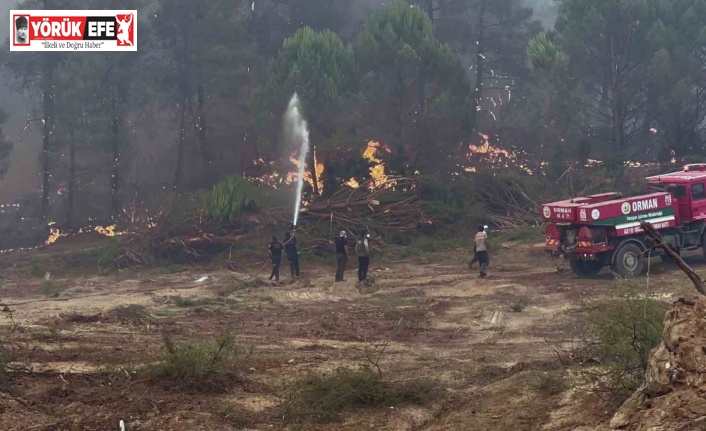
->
[[542, 164, 706, 277]]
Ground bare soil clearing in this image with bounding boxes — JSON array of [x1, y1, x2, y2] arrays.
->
[[0, 239, 700, 430]]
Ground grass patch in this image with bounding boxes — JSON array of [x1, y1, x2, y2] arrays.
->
[[394, 236, 467, 260], [494, 226, 544, 243], [29, 327, 61, 341], [525, 370, 566, 396], [150, 331, 249, 392], [510, 301, 526, 312], [210, 399, 248, 428], [259, 295, 276, 304], [281, 366, 440, 423], [0, 302, 17, 390], [41, 279, 59, 297], [215, 277, 266, 297], [173, 296, 212, 307], [151, 309, 179, 318], [474, 365, 508, 385], [30, 261, 48, 278]]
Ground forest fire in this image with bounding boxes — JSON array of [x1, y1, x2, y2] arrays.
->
[[45, 222, 61, 245], [345, 178, 360, 188], [364, 141, 395, 189], [468, 133, 514, 162], [94, 225, 122, 236], [288, 154, 325, 195]]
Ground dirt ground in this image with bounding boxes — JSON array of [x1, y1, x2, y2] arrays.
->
[[0, 236, 701, 431]]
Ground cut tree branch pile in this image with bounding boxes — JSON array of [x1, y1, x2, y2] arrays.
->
[[289, 177, 426, 232], [110, 175, 538, 266]]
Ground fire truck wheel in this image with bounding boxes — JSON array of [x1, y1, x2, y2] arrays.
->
[[569, 260, 602, 277], [613, 243, 645, 277]]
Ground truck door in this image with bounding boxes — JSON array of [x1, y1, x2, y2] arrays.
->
[[668, 184, 690, 220], [691, 182, 706, 220]]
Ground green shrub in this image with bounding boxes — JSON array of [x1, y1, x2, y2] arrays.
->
[[151, 331, 247, 391], [97, 238, 125, 268], [526, 371, 566, 396], [578, 282, 667, 403], [281, 366, 440, 423], [203, 176, 267, 222]]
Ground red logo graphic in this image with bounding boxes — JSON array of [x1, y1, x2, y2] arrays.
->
[[115, 13, 134, 46]]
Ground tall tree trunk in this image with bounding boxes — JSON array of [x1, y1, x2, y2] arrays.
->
[[174, 97, 187, 190], [238, 64, 252, 174], [417, 0, 433, 130], [610, 35, 625, 161], [110, 88, 121, 218], [474, 0, 486, 123], [67, 123, 76, 229], [196, 84, 209, 168], [41, 60, 55, 221], [310, 136, 319, 196]]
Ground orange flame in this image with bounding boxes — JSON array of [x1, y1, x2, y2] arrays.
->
[[364, 141, 395, 189], [289, 152, 325, 196], [94, 225, 121, 237], [45, 222, 61, 245]]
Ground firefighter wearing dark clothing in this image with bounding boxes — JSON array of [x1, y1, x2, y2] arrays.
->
[[268, 236, 283, 281], [473, 225, 490, 277], [284, 230, 300, 279], [335, 230, 348, 282], [356, 231, 370, 282]]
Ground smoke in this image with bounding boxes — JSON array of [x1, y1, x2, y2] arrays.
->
[[0, 0, 42, 202], [522, 0, 559, 30]]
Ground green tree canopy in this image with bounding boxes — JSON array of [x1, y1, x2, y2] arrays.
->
[[643, 0, 706, 158], [254, 27, 356, 132], [354, 0, 471, 172], [555, 0, 658, 164], [252, 27, 357, 195]]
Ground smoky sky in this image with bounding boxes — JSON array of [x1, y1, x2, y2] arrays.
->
[[522, 0, 559, 29], [0, 0, 42, 203]]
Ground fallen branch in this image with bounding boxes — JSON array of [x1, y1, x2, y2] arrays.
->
[[640, 221, 706, 296]]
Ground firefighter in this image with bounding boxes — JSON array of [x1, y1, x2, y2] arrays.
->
[[335, 230, 348, 282], [473, 225, 490, 277], [468, 224, 489, 269], [268, 235, 284, 281], [355, 230, 371, 282], [284, 230, 300, 279]]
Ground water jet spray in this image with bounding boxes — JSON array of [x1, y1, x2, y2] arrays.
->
[[284, 93, 310, 227]]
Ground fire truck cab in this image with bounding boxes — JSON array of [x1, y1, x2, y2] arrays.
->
[[542, 164, 706, 277]]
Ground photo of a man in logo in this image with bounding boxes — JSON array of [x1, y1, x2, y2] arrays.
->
[[15, 16, 29, 44]]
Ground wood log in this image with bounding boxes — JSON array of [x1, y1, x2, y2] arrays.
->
[[640, 221, 706, 296]]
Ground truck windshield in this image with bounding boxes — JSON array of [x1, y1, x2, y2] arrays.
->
[[651, 183, 687, 197]]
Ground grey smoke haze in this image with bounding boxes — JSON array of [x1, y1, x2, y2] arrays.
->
[[0, 0, 41, 202], [522, 0, 559, 29], [0, 0, 558, 203]]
